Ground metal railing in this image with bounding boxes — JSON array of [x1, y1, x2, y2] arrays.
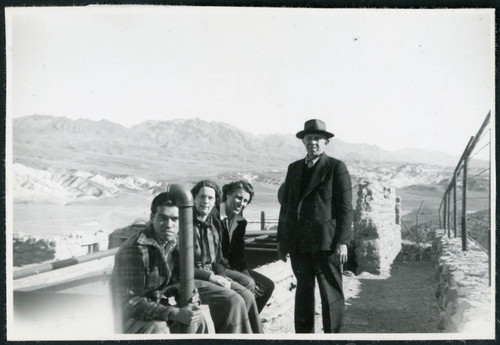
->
[[247, 211, 279, 230], [438, 111, 491, 285]]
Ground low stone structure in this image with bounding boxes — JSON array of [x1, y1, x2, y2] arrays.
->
[[395, 240, 432, 262], [353, 181, 401, 275], [13, 231, 108, 266], [13, 234, 56, 266], [433, 232, 492, 333]]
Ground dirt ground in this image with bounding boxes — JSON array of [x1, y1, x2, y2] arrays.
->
[[260, 260, 441, 334], [343, 261, 441, 333]]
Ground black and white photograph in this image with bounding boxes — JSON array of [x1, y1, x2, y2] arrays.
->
[[4, 4, 496, 341]]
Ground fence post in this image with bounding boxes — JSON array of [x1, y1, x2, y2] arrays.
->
[[447, 189, 451, 238], [462, 158, 468, 251], [395, 197, 401, 225], [453, 176, 457, 237], [438, 199, 443, 228], [261, 211, 266, 230], [416, 201, 423, 243], [443, 194, 447, 232]]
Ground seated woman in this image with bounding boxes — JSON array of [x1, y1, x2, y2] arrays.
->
[[219, 180, 275, 313], [191, 180, 263, 334]]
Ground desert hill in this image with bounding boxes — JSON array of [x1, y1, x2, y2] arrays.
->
[[13, 115, 480, 173]]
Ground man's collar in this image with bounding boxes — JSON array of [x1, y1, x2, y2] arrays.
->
[[305, 153, 322, 167]]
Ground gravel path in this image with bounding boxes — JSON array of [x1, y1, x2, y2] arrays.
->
[[344, 261, 441, 333], [257, 260, 440, 334]]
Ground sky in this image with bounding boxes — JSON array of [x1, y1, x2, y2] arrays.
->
[[5, 6, 495, 157]]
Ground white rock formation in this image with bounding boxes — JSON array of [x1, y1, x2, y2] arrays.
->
[[354, 180, 402, 276]]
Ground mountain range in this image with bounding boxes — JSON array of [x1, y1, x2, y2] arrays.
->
[[13, 115, 478, 177]]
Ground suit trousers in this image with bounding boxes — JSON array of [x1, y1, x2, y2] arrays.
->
[[290, 251, 344, 333]]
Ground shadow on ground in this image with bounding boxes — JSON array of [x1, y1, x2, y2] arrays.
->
[[344, 260, 441, 333]]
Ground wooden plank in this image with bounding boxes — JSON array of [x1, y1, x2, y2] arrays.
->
[[244, 235, 269, 244], [245, 247, 277, 252], [14, 256, 115, 292], [245, 230, 277, 237]]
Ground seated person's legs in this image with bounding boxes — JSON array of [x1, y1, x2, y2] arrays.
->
[[225, 269, 256, 292], [229, 280, 263, 333], [123, 313, 208, 334], [249, 269, 275, 313], [195, 279, 252, 333]]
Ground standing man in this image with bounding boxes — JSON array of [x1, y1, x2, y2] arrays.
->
[[277, 119, 353, 333]]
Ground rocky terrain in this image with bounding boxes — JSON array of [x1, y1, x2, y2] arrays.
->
[[10, 115, 490, 266], [14, 115, 488, 173]]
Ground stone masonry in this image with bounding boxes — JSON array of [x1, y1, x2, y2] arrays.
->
[[353, 181, 401, 275], [13, 231, 108, 267], [433, 232, 492, 333]]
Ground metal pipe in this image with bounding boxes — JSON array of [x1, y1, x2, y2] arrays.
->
[[13, 247, 119, 280], [168, 184, 195, 334]]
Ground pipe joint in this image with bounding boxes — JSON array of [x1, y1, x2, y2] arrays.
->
[[169, 184, 194, 208]]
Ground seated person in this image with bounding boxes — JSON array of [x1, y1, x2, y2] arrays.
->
[[220, 180, 275, 313], [111, 191, 207, 334], [191, 180, 263, 333]]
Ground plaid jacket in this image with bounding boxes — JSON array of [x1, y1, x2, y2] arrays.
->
[[111, 224, 180, 323], [193, 212, 228, 281]]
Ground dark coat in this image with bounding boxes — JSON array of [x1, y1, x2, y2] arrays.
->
[[221, 214, 250, 274], [278, 154, 353, 255]]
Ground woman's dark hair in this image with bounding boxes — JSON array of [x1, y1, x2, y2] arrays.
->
[[191, 180, 222, 206], [150, 191, 175, 215], [222, 180, 254, 204]]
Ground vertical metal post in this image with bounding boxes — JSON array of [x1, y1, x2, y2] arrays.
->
[[462, 159, 468, 251], [170, 184, 195, 334], [453, 175, 457, 237], [416, 201, 423, 243], [443, 194, 447, 232], [438, 199, 443, 228], [446, 189, 451, 238], [261, 211, 266, 230]]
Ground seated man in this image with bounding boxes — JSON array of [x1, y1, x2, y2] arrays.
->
[[111, 192, 207, 334]]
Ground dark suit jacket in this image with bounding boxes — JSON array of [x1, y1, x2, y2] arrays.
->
[[221, 215, 249, 274], [209, 207, 250, 274], [277, 154, 353, 255]]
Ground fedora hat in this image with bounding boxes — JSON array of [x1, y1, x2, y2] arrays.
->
[[296, 119, 334, 139]]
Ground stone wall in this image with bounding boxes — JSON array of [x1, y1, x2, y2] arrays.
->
[[395, 240, 432, 262], [13, 231, 108, 267], [433, 232, 492, 333], [353, 181, 401, 276]]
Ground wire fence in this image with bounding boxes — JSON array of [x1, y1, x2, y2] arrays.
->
[[438, 111, 491, 285]]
